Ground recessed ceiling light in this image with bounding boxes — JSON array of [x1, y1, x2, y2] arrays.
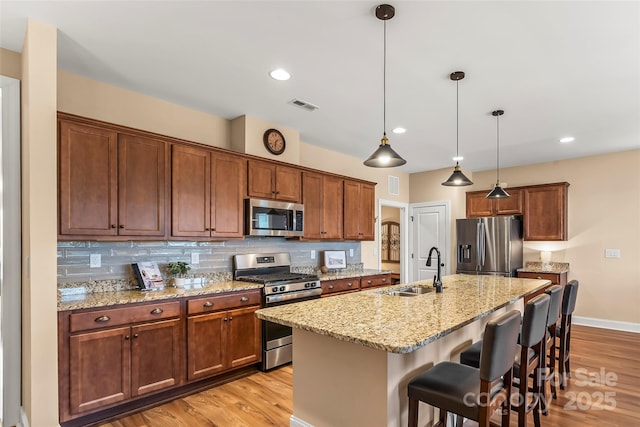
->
[[453, 156, 464, 161], [559, 136, 575, 143], [270, 69, 291, 81], [392, 127, 406, 134]]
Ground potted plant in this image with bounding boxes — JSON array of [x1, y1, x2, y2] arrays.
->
[[167, 261, 191, 287]]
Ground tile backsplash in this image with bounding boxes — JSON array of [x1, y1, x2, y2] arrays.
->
[[57, 238, 361, 284]]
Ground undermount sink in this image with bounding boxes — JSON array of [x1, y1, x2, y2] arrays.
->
[[378, 286, 435, 297]]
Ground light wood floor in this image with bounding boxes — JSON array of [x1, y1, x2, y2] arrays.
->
[[98, 325, 639, 427]]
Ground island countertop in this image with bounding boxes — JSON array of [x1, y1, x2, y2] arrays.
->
[[255, 274, 549, 354]]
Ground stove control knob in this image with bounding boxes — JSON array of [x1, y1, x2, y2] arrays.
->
[[279, 286, 286, 292], [304, 283, 310, 288], [272, 288, 279, 293]]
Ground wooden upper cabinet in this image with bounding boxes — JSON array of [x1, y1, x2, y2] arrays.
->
[[59, 119, 167, 238], [466, 188, 523, 217], [344, 181, 375, 241], [523, 182, 569, 241], [59, 120, 118, 236], [171, 145, 245, 238], [118, 134, 167, 236], [302, 172, 343, 239], [247, 159, 301, 202]]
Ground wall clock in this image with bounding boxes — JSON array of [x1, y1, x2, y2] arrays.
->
[[263, 128, 286, 155]]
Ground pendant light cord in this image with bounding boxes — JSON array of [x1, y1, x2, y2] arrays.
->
[[456, 79, 459, 159], [383, 19, 387, 136], [496, 114, 500, 183]]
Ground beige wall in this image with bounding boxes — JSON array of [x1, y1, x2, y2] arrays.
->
[[410, 151, 640, 324], [230, 114, 301, 164], [21, 19, 59, 426], [57, 70, 230, 148], [0, 47, 21, 79]]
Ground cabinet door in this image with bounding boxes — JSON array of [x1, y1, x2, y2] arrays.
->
[[343, 181, 361, 239], [274, 165, 301, 202], [69, 327, 131, 414], [322, 176, 344, 239], [247, 160, 276, 199], [171, 144, 211, 237], [59, 120, 118, 236], [302, 172, 323, 239], [118, 134, 167, 236], [466, 191, 494, 217], [358, 183, 375, 240], [211, 153, 246, 237], [496, 188, 523, 215], [227, 306, 262, 369], [130, 319, 182, 397], [187, 311, 227, 381], [523, 183, 568, 240]]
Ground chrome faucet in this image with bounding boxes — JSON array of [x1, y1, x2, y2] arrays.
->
[[426, 246, 443, 293]]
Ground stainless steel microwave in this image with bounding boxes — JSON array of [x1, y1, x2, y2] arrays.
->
[[245, 198, 304, 237]]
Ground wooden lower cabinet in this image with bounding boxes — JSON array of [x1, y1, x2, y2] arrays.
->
[[67, 318, 181, 416], [359, 274, 391, 289], [518, 271, 568, 303], [186, 292, 261, 381], [321, 277, 360, 296]]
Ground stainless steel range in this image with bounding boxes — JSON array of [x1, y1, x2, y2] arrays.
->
[[233, 252, 321, 370]]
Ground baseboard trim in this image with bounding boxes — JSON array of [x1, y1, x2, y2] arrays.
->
[[290, 414, 314, 427], [573, 316, 640, 333]]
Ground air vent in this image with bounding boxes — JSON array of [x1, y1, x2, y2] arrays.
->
[[289, 98, 319, 112], [388, 175, 399, 195]]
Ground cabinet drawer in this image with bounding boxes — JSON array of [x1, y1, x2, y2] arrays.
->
[[360, 274, 391, 289], [70, 301, 180, 333], [517, 272, 560, 285], [322, 278, 360, 295], [187, 290, 261, 315]]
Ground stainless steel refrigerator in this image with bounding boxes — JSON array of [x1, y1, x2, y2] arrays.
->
[[456, 216, 523, 276]]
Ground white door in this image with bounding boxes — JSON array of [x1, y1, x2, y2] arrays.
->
[[410, 202, 448, 282]]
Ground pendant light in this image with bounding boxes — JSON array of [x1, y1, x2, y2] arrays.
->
[[364, 4, 406, 168], [442, 71, 473, 186], [486, 109, 510, 199]]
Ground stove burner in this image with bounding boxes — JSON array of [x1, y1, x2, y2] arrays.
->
[[240, 272, 319, 285]]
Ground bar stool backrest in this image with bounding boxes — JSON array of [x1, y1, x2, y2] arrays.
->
[[545, 285, 563, 327], [479, 310, 522, 382], [562, 280, 579, 315], [520, 293, 550, 348]]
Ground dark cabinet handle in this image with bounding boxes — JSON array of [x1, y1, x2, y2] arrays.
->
[[347, 282, 353, 287], [110, 224, 116, 228], [382, 278, 387, 282], [119, 225, 125, 229], [125, 335, 130, 340], [133, 334, 138, 338], [367, 280, 372, 284], [228, 317, 233, 321], [224, 318, 228, 322], [203, 301, 213, 307], [95, 315, 110, 323], [211, 228, 216, 231], [536, 276, 542, 279], [150, 308, 163, 315], [328, 285, 334, 289], [240, 297, 249, 302]]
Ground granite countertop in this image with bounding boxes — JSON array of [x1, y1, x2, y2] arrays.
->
[[517, 261, 570, 274], [57, 280, 263, 311], [317, 269, 391, 281], [255, 274, 549, 354]]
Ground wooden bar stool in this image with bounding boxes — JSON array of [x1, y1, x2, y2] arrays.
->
[[407, 310, 522, 427], [459, 294, 551, 427], [557, 280, 579, 389], [541, 284, 563, 415]]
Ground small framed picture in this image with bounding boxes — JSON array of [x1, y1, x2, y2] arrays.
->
[[323, 250, 347, 269], [132, 261, 165, 291]]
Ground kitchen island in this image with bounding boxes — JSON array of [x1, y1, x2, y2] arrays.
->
[[255, 274, 549, 427]]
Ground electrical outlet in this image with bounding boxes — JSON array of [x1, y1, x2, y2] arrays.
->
[[311, 250, 316, 259], [191, 252, 200, 264], [350, 249, 354, 257], [90, 254, 101, 268], [605, 249, 621, 258]]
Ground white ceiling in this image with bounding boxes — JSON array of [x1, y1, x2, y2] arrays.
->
[[1, 1, 639, 174]]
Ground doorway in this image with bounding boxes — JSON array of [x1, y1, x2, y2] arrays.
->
[[377, 199, 409, 284]]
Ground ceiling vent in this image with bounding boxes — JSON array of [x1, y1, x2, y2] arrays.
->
[[289, 98, 319, 112]]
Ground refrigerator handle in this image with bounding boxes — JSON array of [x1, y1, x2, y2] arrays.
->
[[478, 222, 486, 268], [475, 222, 481, 270]]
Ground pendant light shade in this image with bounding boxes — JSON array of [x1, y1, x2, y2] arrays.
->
[[442, 71, 473, 186], [364, 4, 406, 168], [486, 109, 510, 199]]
